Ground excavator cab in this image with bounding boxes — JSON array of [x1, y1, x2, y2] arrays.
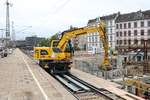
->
[[51, 39, 74, 59]]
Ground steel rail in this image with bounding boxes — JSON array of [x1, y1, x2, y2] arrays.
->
[[53, 73, 125, 100]]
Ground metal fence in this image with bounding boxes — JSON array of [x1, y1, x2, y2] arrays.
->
[[74, 59, 125, 79]]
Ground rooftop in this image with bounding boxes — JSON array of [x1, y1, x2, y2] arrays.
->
[[87, 18, 99, 25], [116, 10, 150, 23], [100, 13, 118, 20]]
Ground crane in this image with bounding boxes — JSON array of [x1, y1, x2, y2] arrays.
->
[[33, 21, 110, 74]]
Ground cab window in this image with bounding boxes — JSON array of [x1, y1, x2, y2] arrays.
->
[[53, 48, 61, 53], [40, 50, 48, 55], [35, 50, 39, 54]]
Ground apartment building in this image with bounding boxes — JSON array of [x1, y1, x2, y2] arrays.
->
[[115, 10, 150, 61], [87, 14, 118, 54], [100, 13, 119, 50], [71, 35, 87, 50], [87, 18, 103, 54]]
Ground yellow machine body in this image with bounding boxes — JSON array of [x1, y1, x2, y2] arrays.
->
[[34, 47, 71, 61]]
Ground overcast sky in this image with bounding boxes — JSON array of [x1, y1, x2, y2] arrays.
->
[[0, 0, 149, 40]]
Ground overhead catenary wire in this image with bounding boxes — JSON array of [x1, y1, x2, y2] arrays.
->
[[33, 0, 71, 30], [52, 0, 71, 14], [1, 0, 72, 38]]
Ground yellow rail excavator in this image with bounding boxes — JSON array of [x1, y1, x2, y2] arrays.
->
[[33, 21, 110, 74]]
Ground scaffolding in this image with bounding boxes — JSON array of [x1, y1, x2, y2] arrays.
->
[[118, 40, 150, 74]]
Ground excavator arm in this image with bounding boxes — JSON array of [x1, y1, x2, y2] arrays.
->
[[34, 21, 110, 73], [57, 27, 98, 52], [96, 24, 110, 68], [56, 22, 110, 68]]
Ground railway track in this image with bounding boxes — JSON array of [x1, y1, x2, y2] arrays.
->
[[53, 73, 125, 100], [21, 50, 142, 100]]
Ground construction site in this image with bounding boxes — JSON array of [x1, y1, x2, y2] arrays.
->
[[0, 0, 150, 100]]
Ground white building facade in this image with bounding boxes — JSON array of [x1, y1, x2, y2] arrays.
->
[[87, 18, 103, 54], [115, 10, 150, 61], [86, 14, 118, 54], [100, 13, 119, 51]]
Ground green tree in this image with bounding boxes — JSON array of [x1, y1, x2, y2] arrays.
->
[[38, 38, 50, 46], [38, 33, 60, 47], [50, 33, 59, 42]]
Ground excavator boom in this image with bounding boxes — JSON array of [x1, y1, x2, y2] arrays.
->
[[33, 21, 110, 73]]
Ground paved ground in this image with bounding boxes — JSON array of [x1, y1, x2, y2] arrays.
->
[[0, 48, 76, 100]]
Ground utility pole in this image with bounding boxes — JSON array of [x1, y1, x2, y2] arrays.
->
[[5, 0, 12, 47]]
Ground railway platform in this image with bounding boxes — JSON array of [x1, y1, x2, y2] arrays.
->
[[0, 48, 76, 100]]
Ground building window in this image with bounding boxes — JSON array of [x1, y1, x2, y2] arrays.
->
[[128, 39, 131, 45], [116, 32, 119, 37], [124, 23, 126, 29], [92, 36, 94, 42], [134, 22, 137, 28], [134, 30, 137, 36], [148, 21, 150, 27], [124, 31, 127, 36], [116, 24, 119, 29], [95, 36, 97, 42], [124, 40, 127, 45], [95, 43, 97, 46], [120, 40, 122, 45], [128, 23, 131, 28], [120, 32, 122, 37], [110, 28, 112, 33], [110, 35, 112, 41], [89, 36, 91, 42], [120, 24, 122, 29], [141, 21, 144, 27], [117, 40, 119, 44], [148, 30, 150, 35], [141, 30, 144, 35], [128, 30, 131, 36]]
